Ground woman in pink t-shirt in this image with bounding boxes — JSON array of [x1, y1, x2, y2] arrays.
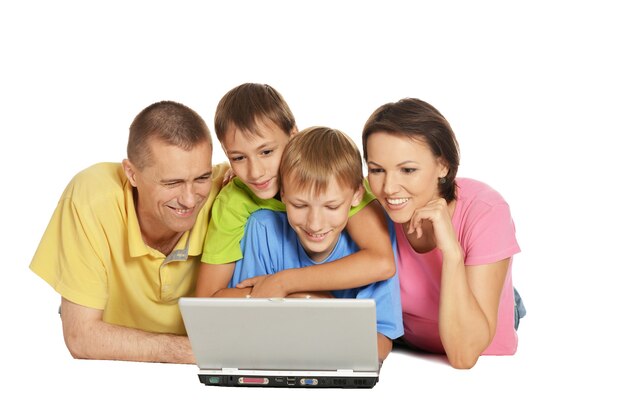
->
[[362, 98, 522, 369]]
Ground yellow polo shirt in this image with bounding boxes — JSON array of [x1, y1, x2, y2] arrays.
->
[[30, 162, 228, 335]]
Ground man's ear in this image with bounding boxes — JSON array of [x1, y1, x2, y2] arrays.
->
[[351, 184, 365, 207], [122, 159, 138, 187]]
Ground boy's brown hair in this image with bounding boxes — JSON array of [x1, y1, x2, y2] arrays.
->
[[214, 83, 296, 142]]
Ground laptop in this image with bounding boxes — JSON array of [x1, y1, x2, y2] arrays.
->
[[179, 297, 380, 388]]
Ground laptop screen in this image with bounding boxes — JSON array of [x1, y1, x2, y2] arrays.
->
[[179, 297, 379, 372]]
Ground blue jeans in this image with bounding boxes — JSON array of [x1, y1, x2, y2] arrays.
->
[[514, 287, 526, 330]]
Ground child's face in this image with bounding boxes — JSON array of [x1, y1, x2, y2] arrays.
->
[[366, 132, 448, 224], [221, 120, 292, 200], [282, 175, 364, 263]]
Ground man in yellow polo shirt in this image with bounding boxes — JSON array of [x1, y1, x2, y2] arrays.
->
[[30, 101, 227, 364]]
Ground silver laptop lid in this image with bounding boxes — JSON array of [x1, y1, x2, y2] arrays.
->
[[179, 298, 379, 373]]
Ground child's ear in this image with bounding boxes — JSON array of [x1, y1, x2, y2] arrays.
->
[[290, 126, 298, 138], [122, 159, 138, 187], [351, 184, 365, 207]]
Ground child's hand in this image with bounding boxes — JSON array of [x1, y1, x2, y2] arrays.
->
[[222, 168, 236, 185], [236, 274, 287, 298]]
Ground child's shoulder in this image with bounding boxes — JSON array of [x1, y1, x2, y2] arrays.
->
[[215, 178, 256, 202]]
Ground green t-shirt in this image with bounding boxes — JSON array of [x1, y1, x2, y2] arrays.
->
[[201, 177, 375, 264]]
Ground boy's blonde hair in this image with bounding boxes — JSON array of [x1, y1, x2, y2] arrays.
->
[[280, 126, 363, 195], [214, 83, 296, 142]]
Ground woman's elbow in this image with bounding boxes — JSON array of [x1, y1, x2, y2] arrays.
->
[[447, 352, 480, 370]]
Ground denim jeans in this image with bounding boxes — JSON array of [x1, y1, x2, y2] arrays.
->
[[514, 287, 526, 330]]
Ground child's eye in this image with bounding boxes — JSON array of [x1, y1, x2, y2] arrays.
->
[[368, 168, 384, 174], [261, 149, 274, 156], [326, 206, 339, 210], [230, 155, 245, 162]]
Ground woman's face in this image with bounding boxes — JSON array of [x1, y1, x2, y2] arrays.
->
[[366, 132, 448, 224]]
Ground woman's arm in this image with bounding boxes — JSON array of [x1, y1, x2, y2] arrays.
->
[[409, 198, 509, 369], [438, 253, 509, 369], [238, 201, 396, 297]]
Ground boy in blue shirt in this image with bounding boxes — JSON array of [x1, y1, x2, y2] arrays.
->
[[230, 127, 403, 363], [196, 83, 395, 299]]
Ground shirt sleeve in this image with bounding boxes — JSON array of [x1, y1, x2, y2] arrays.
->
[[352, 221, 404, 340], [229, 214, 280, 287], [353, 278, 404, 340], [201, 182, 251, 264], [29, 195, 109, 309], [461, 200, 521, 266]]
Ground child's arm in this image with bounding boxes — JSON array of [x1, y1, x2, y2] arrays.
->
[[195, 262, 252, 297], [237, 201, 395, 297], [377, 333, 392, 364]]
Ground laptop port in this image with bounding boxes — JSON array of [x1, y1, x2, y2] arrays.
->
[[286, 377, 296, 386], [238, 377, 269, 385], [275, 377, 284, 383], [300, 378, 319, 386]]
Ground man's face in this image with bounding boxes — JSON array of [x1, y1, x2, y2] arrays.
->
[[124, 138, 213, 240], [282, 175, 363, 263]]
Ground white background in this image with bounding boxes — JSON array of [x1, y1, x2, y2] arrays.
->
[[2, 1, 624, 415]]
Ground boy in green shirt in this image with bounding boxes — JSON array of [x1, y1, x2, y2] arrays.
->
[[196, 83, 395, 297]]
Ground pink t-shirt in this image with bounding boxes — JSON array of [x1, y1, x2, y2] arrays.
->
[[395, 178, 521, 355]]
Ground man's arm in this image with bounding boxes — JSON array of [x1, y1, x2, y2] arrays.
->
[[60, 298, 194, 364]]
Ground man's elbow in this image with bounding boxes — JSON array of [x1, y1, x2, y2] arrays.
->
[[62, 319, 100, 360], [63, 328, 90, 359]]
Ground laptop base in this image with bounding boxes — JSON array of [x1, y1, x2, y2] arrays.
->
[[199, 374, 378, 389]]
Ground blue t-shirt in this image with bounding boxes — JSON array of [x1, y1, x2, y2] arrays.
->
[[231, 209, 404, 340]]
